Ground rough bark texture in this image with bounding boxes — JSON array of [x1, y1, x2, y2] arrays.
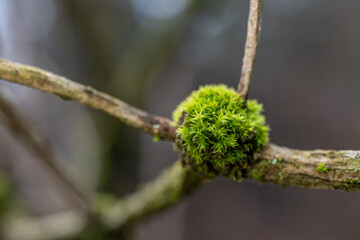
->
[[0, 59, 176, 141], [247, 143, 360, 191]]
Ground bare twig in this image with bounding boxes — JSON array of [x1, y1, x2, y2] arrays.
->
[[237, 0, 263, 99], [0, 93, 91, 210], [0, 59, 176, 141]]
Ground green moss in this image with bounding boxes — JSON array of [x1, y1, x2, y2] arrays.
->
[[343, 157, 360, 172], [173, 84, 269, 179], [227, 166, 243, 182], [316, 163, 328, 173], [349, 177, 359, 184], [153, 136, 161, 142], [278, 170, 284, 182], [251, 170, 264, 182], [328, 151, 336, 158]]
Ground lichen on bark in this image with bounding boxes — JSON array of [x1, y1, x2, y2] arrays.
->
[[246, 144, 360, 191]]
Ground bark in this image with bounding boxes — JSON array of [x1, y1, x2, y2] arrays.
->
[[247, 143, 360, 191], [0, 59, 176, 141]]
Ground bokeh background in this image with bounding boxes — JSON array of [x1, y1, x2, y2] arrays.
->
[[1, 0, 360, 239]]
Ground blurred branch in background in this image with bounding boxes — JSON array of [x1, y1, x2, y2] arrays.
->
[[3, 209, 87, 240], [0, 91, 90, 211], [35, 0, 221, 197], [3, 161, 199, 240], [86, 0, 218, 194]]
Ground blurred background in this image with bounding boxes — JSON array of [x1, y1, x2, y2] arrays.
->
[[1, 0, 360, 239]]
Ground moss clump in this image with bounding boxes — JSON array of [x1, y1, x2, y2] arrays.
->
[[316, 163, 328, 173], [173, 84, 269, 179]]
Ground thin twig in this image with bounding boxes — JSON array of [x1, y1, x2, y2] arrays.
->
[[0, 59, 176, 141], [237, 0, 263, 99], [0, 93, 91, 210]]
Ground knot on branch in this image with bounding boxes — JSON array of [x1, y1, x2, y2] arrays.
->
[[173, 84, 269, 181]]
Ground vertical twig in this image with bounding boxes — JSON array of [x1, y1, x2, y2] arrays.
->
[[0, 93, 91, 210], [237, 0, 263, 99]]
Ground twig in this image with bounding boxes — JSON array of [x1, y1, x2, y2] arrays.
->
[[0, 59, 176, 141], [0, 93, 91, 210], [237, 0, 263, 99]]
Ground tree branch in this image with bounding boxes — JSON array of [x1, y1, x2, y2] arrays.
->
[[99, 143, 360, 226], [2, 57, 360, 239], [0, 59, 176, 141], [245, 143, 360, 191], [4, 143, 360, 239], [237, 0, 263, 99], [0, 93, 91, 210]]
